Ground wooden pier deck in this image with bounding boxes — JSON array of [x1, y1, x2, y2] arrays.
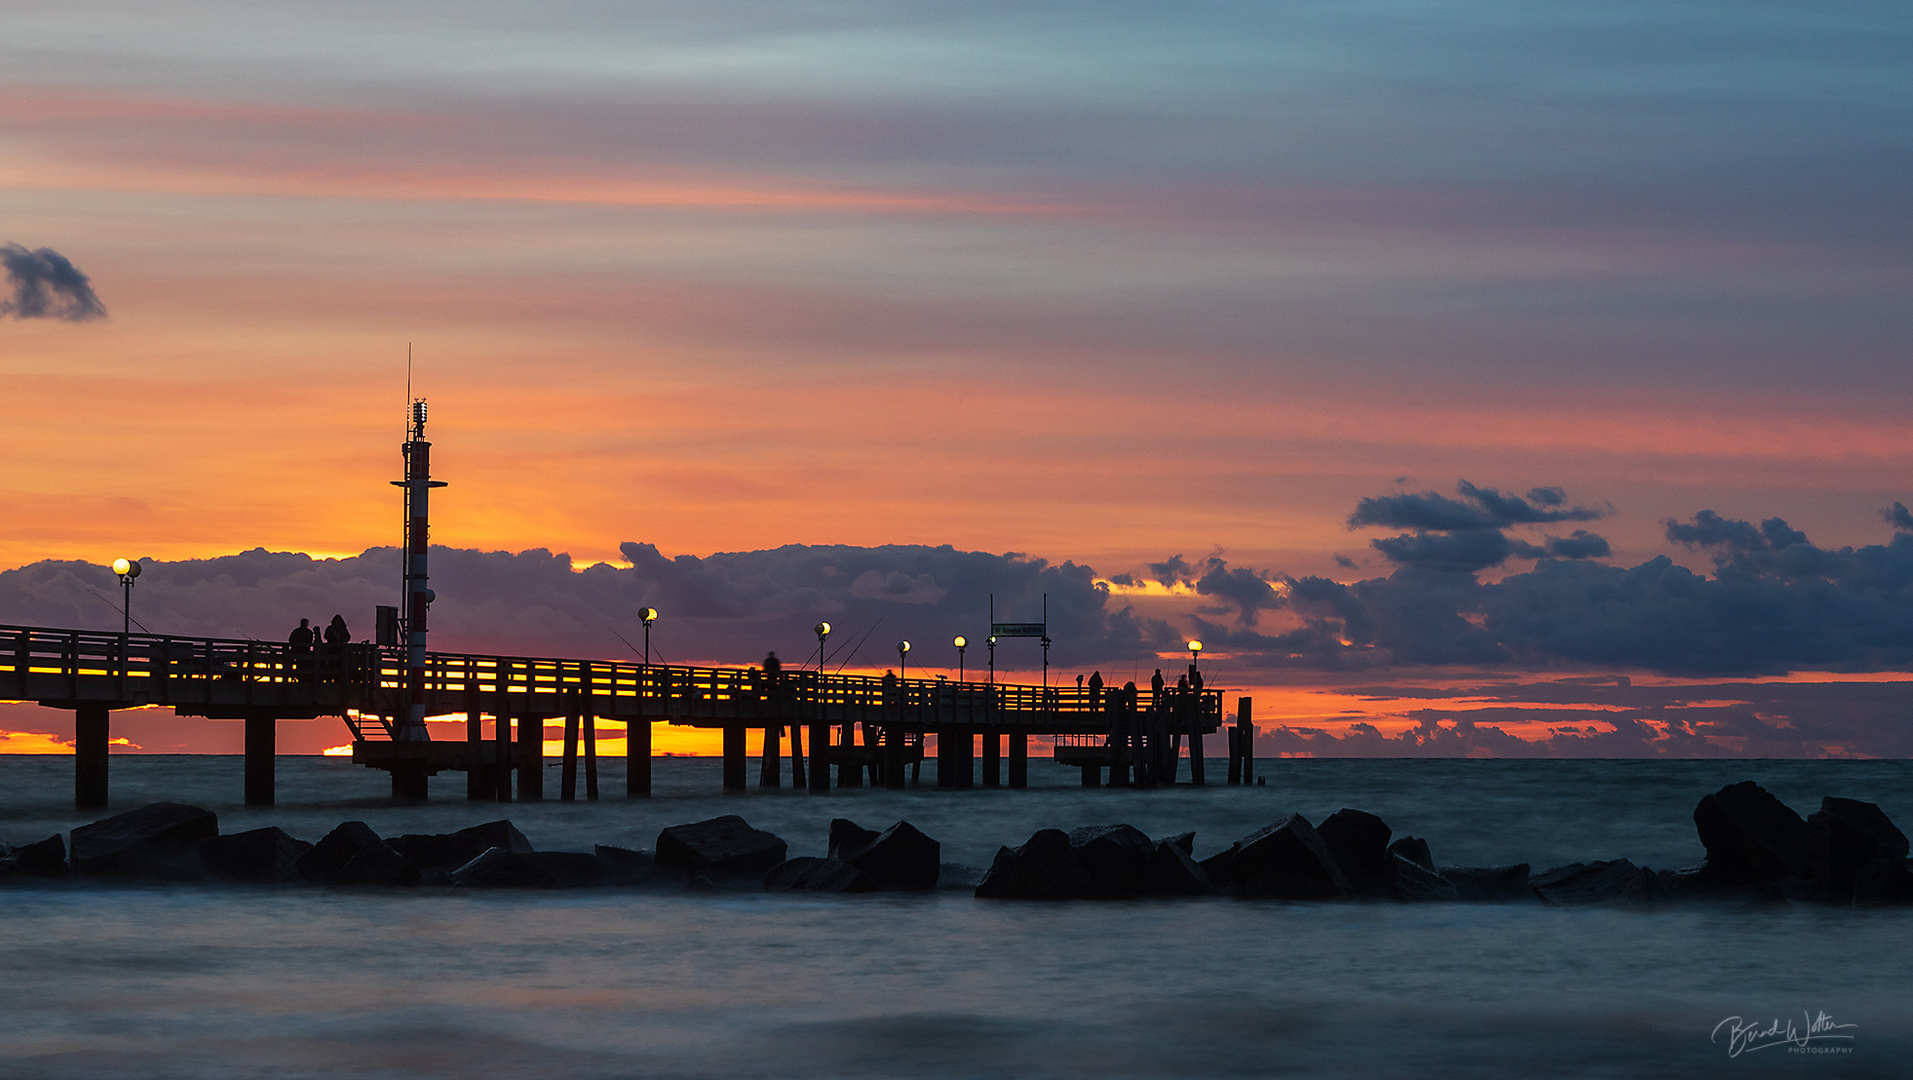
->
[[3, 622, 1253, 806]]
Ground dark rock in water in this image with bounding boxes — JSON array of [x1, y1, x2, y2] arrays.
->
[[394, 820, 534, 871], [0, 834, 68, 878], [1317, 809, 1393, 898], [764, 857, 879, 894], [1068, 824, 1156, 898], [595, 845, 694, 889], [1391, 853, 1458, 902], [826, 819, 882, 861], [1224, 815, 1352, 900], [1388, 836, 1433, 871], [936, 863, 986, 891], [332, 841, 421, 886], [1162, 831, 1196, 856], [1140, 837, 1218, 897], [1438, 864, 1533, 902], [71, 803, 218, 880], [1198, 846, 1240, 891], [1531, 860, 1672, 907], [522, 852, 604, 888], [975, 829, 1093, 900], [451, 847, 554, 888], [830, 819, 940, 891], [1808, 798, 1910, 902], [199, 827, 312, 883], [1694, 781, 1809, 883], [297, 821, 383, 884], [656, 815, 788, 878], [1852, 858, 1913, 905]]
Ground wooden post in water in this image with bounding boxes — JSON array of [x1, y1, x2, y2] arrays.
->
[[1238, 697, 1254, 785], [244, 712, 275, 806], [837, 719, 861, 788], [1226, 725, 1241, 785], [75, 703, 109, 808], [627, 715, 651, 797], [465, 691, 485, 800], [807, 715, 829, 793], [789, 723, 806, 788], [1188, 700, 1206, 786], [518, 711, 544, 800], [582, 702, 598, 800], [561, 695, 581, 801], [884, 725, 906, 789], [723, 723, 747, 792], [760, 720, 781, 787], [981, 727, 1001, 787], [1008, 730, 1027, 788], [494, 706, 513, 801]]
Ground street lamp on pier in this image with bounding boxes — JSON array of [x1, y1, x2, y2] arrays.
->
[[814, 621, 832, 671], [638, 607, 658, 665], [897, 640, 911, 680], [953, 635, 967, 682], [1187, 639, 1203, 671], [111, 558, 141, 636]]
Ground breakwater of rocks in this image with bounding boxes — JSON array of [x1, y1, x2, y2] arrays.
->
[[3, 779, 1907, 906]]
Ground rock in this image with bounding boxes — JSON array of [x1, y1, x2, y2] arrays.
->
[[1808, 798, 1910, 902], [1140, 838, 1218, 897], [332, 841, 421, 886], [70, 803, 219, 880], [451, 847, 555, 888], [826, 819, 882, 861], [1531, 860, 1673, 907], [1693, 781, 1810, 883], [1162, 831, 1196, 856], [936, 863, 987, 891], [1388, 836, 1433, 871], [1221, 815, 1352, 900], [198, 827, 312, 883], [1391, 853, 1458, 902], [393, 820, 534, 870], [655, 815, 788, 878], [975, 829, 1093, 900], [1438, 864, 1533, 902], [595, 845, 695, 889], [522, 852, 605, 889], [830, 819, 941, 891], [297, 821, 384, 884], [0, 834, 68, 878], [1852, 858, 1913, 905], [1198, 846, 1240, 890], [764, 857, 879, 894], [1316, 809, 1393, 897], [1068, 824, 1156, 898]]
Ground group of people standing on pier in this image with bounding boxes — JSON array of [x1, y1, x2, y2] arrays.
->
[[285, 615, 354, 680]]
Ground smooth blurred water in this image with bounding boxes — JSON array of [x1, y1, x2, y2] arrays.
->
[[2, 754, 1909, 1078]]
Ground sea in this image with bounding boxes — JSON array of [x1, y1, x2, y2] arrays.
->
[[0, 754, 1908, 1079]]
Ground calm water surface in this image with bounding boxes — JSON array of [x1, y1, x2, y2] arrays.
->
[[0, 755, 1907, 1078]]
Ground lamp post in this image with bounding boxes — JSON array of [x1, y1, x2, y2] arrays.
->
[[638, 607, 657, 665], [953, 636, 967, 682], [814, 621, 832, 671], [987, 635, 997, 685], [1187, 639, 1203, 672], [111, 558, 141, 636], [897, 640, 910, 680]]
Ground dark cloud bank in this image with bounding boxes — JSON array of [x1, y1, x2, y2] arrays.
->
[[5, 480, 1911, 756], [1, 243, 106, 322]]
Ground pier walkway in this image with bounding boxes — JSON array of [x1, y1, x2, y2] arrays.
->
[[3, 623, 1252, 807]]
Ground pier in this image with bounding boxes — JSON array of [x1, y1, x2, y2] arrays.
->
[[3, 622, 1252, 806]]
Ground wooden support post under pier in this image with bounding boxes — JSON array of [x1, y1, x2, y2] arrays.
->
[[760, 721, 781, 787], [495, 707, 512, 801], [807, 717, 829, 793], [837, 720, 861, 788], [518, 712, 544, 801], [935, 729, 953, 789], [981, 728, 1000, 787], [789, 723, 806, 788], [75, 703, 109, 809], [583, 704, 598, 800], [1008, 731, 1027, 788], [1188, 708, 1206, 786], [1239, 696, 1254, 785], [466, 695, 485, 800], [627, 716, 650, 798], [723, 723, 747, 792], [244, 712, 275, 806], [561, 698, 581, 801], [1227, 726, 1241, 785]]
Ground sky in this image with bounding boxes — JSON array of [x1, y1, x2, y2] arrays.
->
[[3, 2, 1911, 757]]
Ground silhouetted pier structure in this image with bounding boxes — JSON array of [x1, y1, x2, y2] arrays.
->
[[4, 623, 1253, 807]]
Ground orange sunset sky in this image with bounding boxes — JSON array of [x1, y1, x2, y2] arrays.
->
[[4, 4, 1911, 758]]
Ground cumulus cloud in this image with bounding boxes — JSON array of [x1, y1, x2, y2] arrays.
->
[[0, 542, 1172, 671], [1348, 480, 1612, 573], [1, 243, 107, 321], [1882, 502, 1913, 533]]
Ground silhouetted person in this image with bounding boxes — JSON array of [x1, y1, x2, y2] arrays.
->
[[1088, 669, 1104, 708], [324, 614, 349, 645], [288, 618, 313, 653], [1151, 668, 1165, 699], [764, 652, 782, 682], [882, 669, 899, 708], [1076, 673, 1084, 689], [1190, 666, 1204, 693]]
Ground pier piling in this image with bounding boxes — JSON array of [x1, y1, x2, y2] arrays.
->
[[722, 723, 746, 791], [75, 703, 109, 808], [244, 712, 275, 806], [561, 700, 581, 801], [1008, 731, 1027, 788], [626, 716, 650, 797]]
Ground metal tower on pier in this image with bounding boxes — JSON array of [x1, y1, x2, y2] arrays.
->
[[393, 399, 445, 742]]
